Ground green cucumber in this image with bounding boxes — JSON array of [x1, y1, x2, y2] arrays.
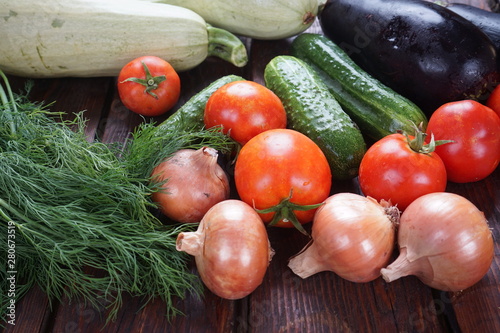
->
[[264, 55, 366, 180], [290, 33, 427, 141], [155, 74, 245, 133]]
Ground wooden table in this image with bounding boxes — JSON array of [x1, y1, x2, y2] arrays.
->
[[2, 2, 499, 332]]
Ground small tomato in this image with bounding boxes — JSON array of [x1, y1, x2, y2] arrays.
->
[[234, 129, 332, 234], [426, 100, 500, 183], [204, 80, 287, 145], [358, 130, 447, 210], [117, 56, 180, 117]]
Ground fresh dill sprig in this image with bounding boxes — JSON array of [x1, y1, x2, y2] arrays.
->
[[0, 72, 233, 324]]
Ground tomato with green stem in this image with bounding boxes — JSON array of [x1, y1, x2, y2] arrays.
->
[[426, 100, 500, 183], [118, 56, 180, 117], [358, 126, 448, 211], [234, 129, 332, 235]]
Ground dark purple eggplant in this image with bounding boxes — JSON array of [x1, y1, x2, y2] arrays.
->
[[319, 0, 499, 114], [447, 3, 500, 52]]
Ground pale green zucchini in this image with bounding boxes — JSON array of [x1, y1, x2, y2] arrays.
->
[[0, 0, 248, 78], [146, 0, 319, 40]]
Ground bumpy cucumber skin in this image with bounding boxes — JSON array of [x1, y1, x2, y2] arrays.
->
[[291, 33, 427, 141], [264, 55, 366, 180], [156, 74, 245, 132]]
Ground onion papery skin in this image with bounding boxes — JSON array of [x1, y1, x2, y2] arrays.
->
[[151, 147, 230, 223], [288, 193, 398, 283], [381, 192, 494, 291], [176, 200, 274, 299]]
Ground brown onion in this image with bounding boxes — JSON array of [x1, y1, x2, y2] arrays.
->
[[176, 199, 274, 299], [151, 146, 230, 223], [381, 192, 494, 291], [288, 193, 399, 283]]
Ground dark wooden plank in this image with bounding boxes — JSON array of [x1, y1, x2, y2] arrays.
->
[[46, 268, 239, 333], [2, 286, 51, 333], [7, 75, 113, 140]]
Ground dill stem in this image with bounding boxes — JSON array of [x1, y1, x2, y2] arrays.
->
[[0, 198, 48, 250], [0, 198, 33, 225], [0, 202, 12, 221], [0, 70, 18, 135]]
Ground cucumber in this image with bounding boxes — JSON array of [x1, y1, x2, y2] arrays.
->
[[264, 55, 366, 180], [291, 33, 428, 141], [155, 74, 245, 133]]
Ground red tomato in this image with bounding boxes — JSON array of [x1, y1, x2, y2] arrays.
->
[[117, 56, 180, 117], [234, 129, 332, 230], [358, 133, 447, 211], [204, 80, 287, 145], [487, 84, 500, 118], [426, 100, 500, 183]]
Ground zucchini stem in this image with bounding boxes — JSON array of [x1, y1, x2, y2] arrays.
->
[[206, 25, 248, 68]]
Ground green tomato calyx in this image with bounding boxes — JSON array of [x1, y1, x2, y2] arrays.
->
[[255, 189, 323, 237], [121, 61, 166, 99], [405, 122, 453, 154]]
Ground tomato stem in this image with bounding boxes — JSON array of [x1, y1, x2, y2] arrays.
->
[[255, 190, 323, 237], [405, 122, 453, 154], [120, 61, 166, 99]]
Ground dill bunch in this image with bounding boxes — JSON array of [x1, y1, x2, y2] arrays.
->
[[0, 72, 233, 323]]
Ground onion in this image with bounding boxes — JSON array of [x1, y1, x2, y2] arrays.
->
[[381, 192, 494, 291], [151, 146, 230, 223], [288, 193, 399, 283], [176, 200, 274, 299]]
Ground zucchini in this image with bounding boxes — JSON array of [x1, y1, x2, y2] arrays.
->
[[146, 0, 319, 40], [155, 74, 245, 133], [0, 0, 248, 78], [264, 55, 366, 180], [319, 0, 498, 114], [290, 33, 428, 141]]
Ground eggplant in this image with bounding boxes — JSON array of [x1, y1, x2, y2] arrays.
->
[[447, 3, 500, 52], [319, 0, 499, 114]]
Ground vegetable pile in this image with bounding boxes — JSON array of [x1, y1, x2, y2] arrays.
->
[[1, 0, 499, 326]]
